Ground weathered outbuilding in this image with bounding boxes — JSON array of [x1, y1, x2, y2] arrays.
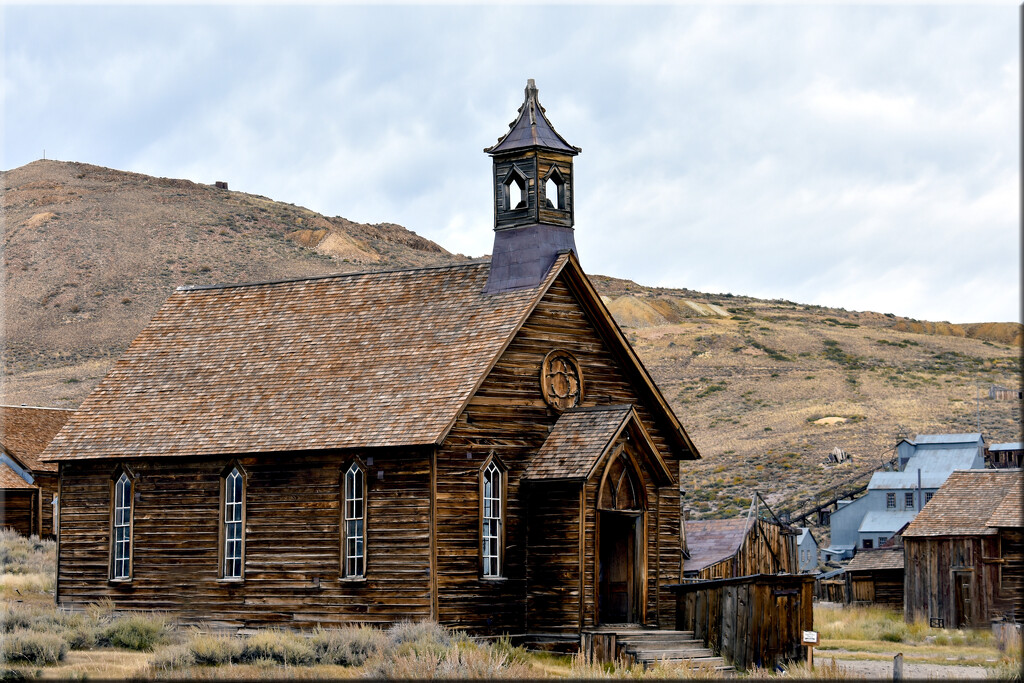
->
[[845, 546, 904, 608], [1, 406, 73, 538], [683, 508, 797, 581], [42, 82, 701, 637], [902, 469, 1023, 627]]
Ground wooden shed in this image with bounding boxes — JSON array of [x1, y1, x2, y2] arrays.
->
[[845, 546, 904, 608], [1, 406, 73, 538], [683, 506, 798, 580], [41, 82, 702, 639], [903, 469, 1023, 628]]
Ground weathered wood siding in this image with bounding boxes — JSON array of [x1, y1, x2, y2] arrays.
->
[[36, 472, 59, 538], [849, 570, 903, 608], [904, 531, 1021, 627], [526, 482, 582, 632], [2, 489, 37, 537], [674, 574, 813, 671], [694, 519, 798, 581], [57, 449, 431, 629], [436, 275, 684, 633]]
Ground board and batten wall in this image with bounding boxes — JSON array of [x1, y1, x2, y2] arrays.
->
[[56, 448, 432, 629]]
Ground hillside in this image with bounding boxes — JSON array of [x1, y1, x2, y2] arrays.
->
[[2, 160, 1021, 527]]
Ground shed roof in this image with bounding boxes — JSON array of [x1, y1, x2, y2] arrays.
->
[[42, 254, 699, 463], [684, 517, 753, 572], [859, 510, 918, 533], [845, 547, 904, 573], [0, 406, 73, 473], [902, 469, 1023, 538], [990, 442, 1023, 451], [0, 462, 36, 490]]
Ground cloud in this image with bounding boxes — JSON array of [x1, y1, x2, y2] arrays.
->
[[3, 5, 1018, 322]]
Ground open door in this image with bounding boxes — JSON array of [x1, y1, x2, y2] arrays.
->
[[954, 570, 972, 628]]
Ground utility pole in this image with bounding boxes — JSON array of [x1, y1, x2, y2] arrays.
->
[[975, 384, 982, 433]]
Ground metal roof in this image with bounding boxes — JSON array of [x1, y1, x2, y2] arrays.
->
[[859, 510, 918, 533], [990, 442, 1023, 451], [869, 471, 953, 490], [485, 80, 580, 155], [912, 433, 982, 445]]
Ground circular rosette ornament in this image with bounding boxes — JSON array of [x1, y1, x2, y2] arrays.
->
[[540, 350, 583, 411]]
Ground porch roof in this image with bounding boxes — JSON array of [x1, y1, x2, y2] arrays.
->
[[523, 405, 672, 483]]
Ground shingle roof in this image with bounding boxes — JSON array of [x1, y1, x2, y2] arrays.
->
[[987, 486, 1024, 528], [845, 547, 904, 573], [0, 406, 73, 473], [902, 470, 1023, 538], [523, 406, 632, 480], [43, 261, 558, 461], [685, 517, 753, 573], [485, 80, 579, 155], [0, 462, 35, 489]]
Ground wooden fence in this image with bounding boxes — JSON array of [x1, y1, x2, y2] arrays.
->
[[672, 574, 814, 671]]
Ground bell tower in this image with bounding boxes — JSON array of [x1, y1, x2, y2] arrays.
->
[[484, 79, 581, 293]]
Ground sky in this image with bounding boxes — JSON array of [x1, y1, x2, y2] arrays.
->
[[3, 4, 1019, 323]]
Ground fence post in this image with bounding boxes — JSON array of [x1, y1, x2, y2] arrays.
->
[[893, 652, 903, 681]]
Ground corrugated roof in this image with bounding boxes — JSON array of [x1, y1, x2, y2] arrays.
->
[[869, 471, 954, 490], [485, 80, 579, 155], [43, 261, 557, 461], [684, 517, 752, 572], [523, 406, 632, 480], [913, 433, 982, 445], [859, 510, 918, 533], [905, 447, 982, 472], [0, 462, 36, 490], [990, 442, 1023, 451], [0, 406, 73, 473], [845, 547, 904, 573], [903, 470, 1023, 538]]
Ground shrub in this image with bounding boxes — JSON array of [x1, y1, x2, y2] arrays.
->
[[150, 643, 197, 671], [310, 625, 386, 666], [387, 620, 452, 648], [188, 631, 243, 665], [1, 628, 67, 665], [99, 613, 169, 651], [240, 629, 315, 665]]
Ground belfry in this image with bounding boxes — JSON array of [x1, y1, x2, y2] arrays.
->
[[484, 79, 581, 293]]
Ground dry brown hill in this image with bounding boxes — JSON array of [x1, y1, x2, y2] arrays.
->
[[2, 160, 463, 382], [3, 160, 1020, 534]]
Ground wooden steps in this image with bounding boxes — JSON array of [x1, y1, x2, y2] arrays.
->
[[585, 627, 736, 674]]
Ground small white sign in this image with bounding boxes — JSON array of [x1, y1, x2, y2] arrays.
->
[[802, 631, 818, 645]]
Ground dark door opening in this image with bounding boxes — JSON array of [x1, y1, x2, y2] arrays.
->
[[954, 571, 972, 628], [599, 511, 641, 624]]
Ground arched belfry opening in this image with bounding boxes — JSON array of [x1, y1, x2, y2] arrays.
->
[[484, 79, 581, 293]]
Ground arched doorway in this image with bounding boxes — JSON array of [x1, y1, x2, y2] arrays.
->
[[597, 446, 646, 624]]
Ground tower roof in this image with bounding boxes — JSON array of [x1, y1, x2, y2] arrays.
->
[[485, 79, 580, 155]]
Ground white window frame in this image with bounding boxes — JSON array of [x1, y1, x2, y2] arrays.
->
[[221, 465, 245, 580], [480, 458, 505, 578], [111, 470, 133, 580], [343, 460, 366, 578]]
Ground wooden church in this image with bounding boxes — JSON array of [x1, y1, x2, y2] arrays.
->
[[42, 80, 701, 636]]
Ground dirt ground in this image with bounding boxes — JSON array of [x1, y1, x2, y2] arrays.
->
[[824, 652, 992, 679]]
